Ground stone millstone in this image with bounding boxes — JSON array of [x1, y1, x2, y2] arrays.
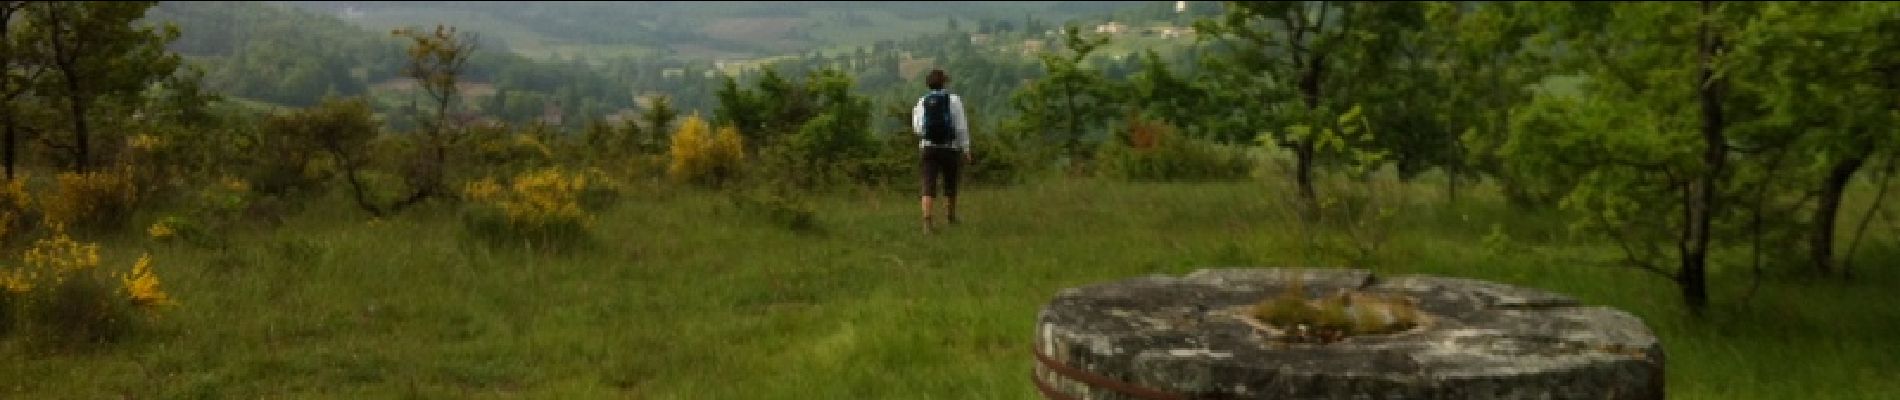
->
[[1032, 268, 1664, 400]]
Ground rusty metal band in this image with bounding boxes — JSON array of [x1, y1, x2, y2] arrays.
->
[[1031, 370, 1084, 400], [1031, 344, 1187, 400]]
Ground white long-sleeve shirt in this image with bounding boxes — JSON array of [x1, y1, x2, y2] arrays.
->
[[911, 90, 970, 150]]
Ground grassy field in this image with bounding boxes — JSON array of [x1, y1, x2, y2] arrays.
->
[[3, 171, 1899, 398]]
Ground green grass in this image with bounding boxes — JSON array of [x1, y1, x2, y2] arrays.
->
[[3, 172, 1899, 398]]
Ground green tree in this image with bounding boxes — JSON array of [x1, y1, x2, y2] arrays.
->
[[1419, 1, 1541, 204], [642, 94, 678, 142], [385, 24, 476, 214], [0, 1, 44, 180], [25, 1, 180, 172], [1727, 1, 1900, 278], [286, 97, 383, 217], [1505, 1, 1756, 313], [1009, 25, 1118, 160], [1127, 50, 1220, 142], [1194, 1, 1427, 210], [714, 75, 767, 147]]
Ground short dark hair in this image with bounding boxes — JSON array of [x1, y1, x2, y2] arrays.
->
[[926, 69, 949, 90]]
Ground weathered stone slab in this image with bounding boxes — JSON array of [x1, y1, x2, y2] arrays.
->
[[1033, 268, 1664, 400]]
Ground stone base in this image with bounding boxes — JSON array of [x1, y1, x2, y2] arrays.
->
[[1033, 268, 1664, 399]]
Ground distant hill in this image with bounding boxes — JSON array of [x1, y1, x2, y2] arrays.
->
[[273, 1, 1152, 62]]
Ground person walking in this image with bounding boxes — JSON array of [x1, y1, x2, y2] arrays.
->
[[912, 69, 971, 233]]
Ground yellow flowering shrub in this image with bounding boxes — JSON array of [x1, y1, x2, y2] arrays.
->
[[667, 114, 746, 187], [0, 178, 32, 245], [127, 133, 165, 152], [501, 167, 590, 228], [40, 169, 140, 231], [22, 229, 102, 285], [148, 220, 176, 241], [119, 254, 173, 309], [5, 230, 171, 344], [461, 167, 599, 250]]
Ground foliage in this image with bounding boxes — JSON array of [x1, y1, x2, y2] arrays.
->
[[1009, 25, 1120, 160], [460, 167, 604, 251], [39, 169, 140, 232], [380, 24, 477, 216], [22, 1, 182, 172], [1094, 112, 1252, 182], [0, 178, 34, 246], [1194, 1, 1427, 208], [666, 114, 746, 187], [146, 175, 256, 250], [727, 185, 820, 233], [5, 230, 171, 347]]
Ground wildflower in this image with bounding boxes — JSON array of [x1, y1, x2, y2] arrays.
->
[[121, 253, 174, 308], [1, 267, 30, 294], [129, 134, 166, 151], [463, 178, 503, 202], [149, 221, 176, 240], [220, 176, 251, 193]]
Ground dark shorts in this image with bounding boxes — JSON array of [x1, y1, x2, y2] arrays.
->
[[920, 147, 962, 198]]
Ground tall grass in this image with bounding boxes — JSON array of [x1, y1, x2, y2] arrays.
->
[[2, 172, 1896, 399]]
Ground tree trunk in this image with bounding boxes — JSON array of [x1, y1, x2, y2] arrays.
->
[[1295, 140, 1317, 208], [45, 3, 89, 172], [1447, 168, 1460, 205], [1295, 52, 1326, 215], [66, 84, 88, 172], [1682, 0, 1726, 315], [1809, 149, 1868, 276], [1063, 80, 1081, 160]]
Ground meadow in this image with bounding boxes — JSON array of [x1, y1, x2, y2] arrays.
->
[[3, 170, 1897, 399]]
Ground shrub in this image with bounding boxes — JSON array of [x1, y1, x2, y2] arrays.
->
[[1303, 177, 1407, 267], [667, 114, 746, 187], [576, 168, 625, 213], [1096, 115, 1253, 182], [0, 178, 35, 246], [39, 169, 141, 232], [7, 230, 172, 346], [248, 98, 386, 198], [728, 186, 820, 233], [461, 168, 597, 251]]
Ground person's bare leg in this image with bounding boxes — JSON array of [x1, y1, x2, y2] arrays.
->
[[946, 196, 958, 224], [920, 195, 935, 233]]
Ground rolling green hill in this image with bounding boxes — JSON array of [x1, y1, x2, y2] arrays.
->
[[274, 1, 1153, 62]]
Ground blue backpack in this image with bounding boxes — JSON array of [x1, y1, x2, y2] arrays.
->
[[922, 91, 954, 146]]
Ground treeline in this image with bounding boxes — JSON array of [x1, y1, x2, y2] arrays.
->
[[1016, 1, 1900, 314]]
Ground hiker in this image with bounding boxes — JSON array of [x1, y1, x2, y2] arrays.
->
[[912, 69, 971, 233]]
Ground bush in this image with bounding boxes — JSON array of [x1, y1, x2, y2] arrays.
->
[[0, 179, 35, 247], [6, 231, 172, 347], [965, 124, 1044, 186], [1096, 114, 1254, 182], [728, 186, 820, 233], [667, 114, 746, 187], [40, 169, 141, 232], [247, 97, 384, 198], [461, 168, 601, 251]]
